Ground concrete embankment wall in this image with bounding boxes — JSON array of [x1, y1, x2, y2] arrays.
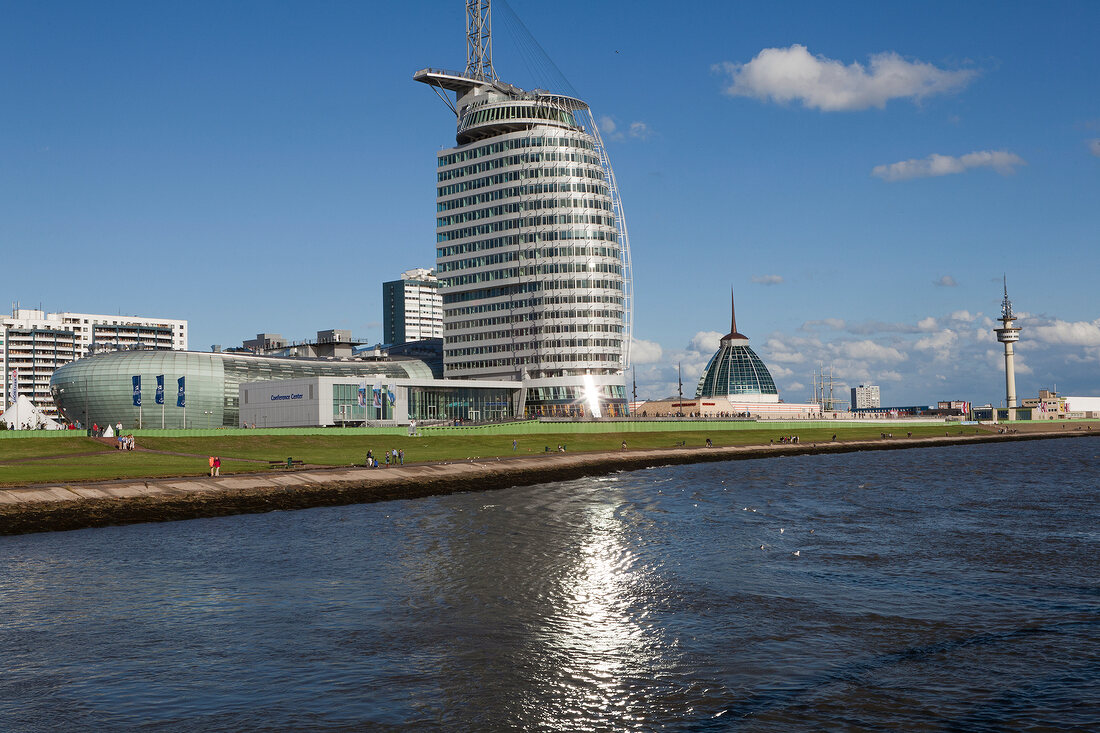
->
[[1, 431, 1096, 536]]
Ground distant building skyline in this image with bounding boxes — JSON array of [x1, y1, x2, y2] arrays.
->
[[4, 2, 1099, 406], [3, 307, 188, 418]]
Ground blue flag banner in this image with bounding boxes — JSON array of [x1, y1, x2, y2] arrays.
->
[[132, 376, 142, 407], [155, 375, 165, 405], [177, 377, 186, 407]]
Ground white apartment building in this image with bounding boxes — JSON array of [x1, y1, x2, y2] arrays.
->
[[2, 308, 187, 419], [382, 268, 444, 344], [851, 384, 882, 411]]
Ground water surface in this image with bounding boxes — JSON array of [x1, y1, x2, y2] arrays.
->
[[2, 438, 1097, 730]]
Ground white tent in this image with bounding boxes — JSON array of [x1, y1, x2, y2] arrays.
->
[[1, 396, 63, 430]]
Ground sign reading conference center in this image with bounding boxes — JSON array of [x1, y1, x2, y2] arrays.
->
[[270, 393, 304, 401]]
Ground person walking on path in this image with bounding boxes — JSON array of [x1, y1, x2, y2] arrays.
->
[[209, 456, 216, 477], [512, 439, 517, 452], [398, 449, 404, 465], [213, 456, 221, 477]]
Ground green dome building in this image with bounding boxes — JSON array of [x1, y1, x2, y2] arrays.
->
[[695, 292, 780, 404]]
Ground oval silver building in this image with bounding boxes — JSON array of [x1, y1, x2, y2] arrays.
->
[[50, 350, 435, 430]]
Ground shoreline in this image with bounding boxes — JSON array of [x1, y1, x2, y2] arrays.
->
[[1, 430, 1095, 536]]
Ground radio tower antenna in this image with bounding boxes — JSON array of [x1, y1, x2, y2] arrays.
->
[[466, 0, 496, 81]]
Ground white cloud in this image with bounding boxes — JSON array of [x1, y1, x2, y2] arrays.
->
[[762, 336, 812, 363], [629, 337, 664, 364], [1031, 319, 1100, 347], [715, 44, 976, 111], [934, 275, 958, 287], [1090, 139, 1100, 157], [915, 329, 959, 361], [688, 330, 723, 354], [801, 318, 846, 331], [838, 340, 906, 363], [917, 317, 938, 331], [948, 310, 974, 322], [752, 274, 784, 285], [770, 365, 794, 380], [599, 115, 651, 142], [873, 150, 1026, 181]]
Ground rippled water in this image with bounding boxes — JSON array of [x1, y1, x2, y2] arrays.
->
[[1, 438, 1098, 730]]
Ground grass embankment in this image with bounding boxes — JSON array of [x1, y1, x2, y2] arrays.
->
[[0, 423, 985, 487]]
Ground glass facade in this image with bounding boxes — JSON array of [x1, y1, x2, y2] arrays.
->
[[407, 385, 515, 422], [523, 384, 627, 418], [331, 383, 394, 423], [695, 342, 779, 399], [437, 98, 626, 383]]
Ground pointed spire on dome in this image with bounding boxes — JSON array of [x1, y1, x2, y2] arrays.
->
[[724, 287, 748, 340]]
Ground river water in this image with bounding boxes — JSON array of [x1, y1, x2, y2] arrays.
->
[[1, 437, 1097, 731]]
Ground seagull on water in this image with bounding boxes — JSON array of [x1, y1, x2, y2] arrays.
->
[[793, 550, 800, 556], [779, 528, 784, 534]]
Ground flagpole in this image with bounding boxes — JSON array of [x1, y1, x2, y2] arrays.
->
[[632, 366, 637, 419]]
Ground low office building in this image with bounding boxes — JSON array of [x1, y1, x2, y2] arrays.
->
[[240, 376, 522, 428]]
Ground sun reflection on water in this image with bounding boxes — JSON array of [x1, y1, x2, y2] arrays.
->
[[523, 498, 672, 730]]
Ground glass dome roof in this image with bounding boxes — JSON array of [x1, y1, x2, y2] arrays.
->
[[694, 290, 779, 399], [695, 342, 778, 398]]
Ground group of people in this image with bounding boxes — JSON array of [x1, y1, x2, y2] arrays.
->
[[208, 456, 221, 476], [116, 434, 136, 450], [773, 435, 800, 444], [365, 449, 404, 468], [88, 421, 126, 438]]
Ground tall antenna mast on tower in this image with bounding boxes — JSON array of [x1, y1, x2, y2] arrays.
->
[[466, 0, 496, 81]]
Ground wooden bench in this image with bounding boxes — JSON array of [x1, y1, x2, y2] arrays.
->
[[269, 459, 305, 469]]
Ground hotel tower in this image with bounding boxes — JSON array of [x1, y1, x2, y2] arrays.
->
[[415, 0, 632, 417]]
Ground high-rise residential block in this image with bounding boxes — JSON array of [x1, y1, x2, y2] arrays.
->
[[382, 268, 444, 345]]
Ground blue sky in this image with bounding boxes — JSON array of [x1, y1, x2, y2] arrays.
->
[[3, 1, 1098, 406]]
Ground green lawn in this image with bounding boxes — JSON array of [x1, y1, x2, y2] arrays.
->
[[0, 435, 115, 460], [0, 453, 261, 484], [0, 423, 985, 487]]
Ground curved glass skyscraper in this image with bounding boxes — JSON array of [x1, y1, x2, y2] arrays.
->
[[415, 1, 631, 417]]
